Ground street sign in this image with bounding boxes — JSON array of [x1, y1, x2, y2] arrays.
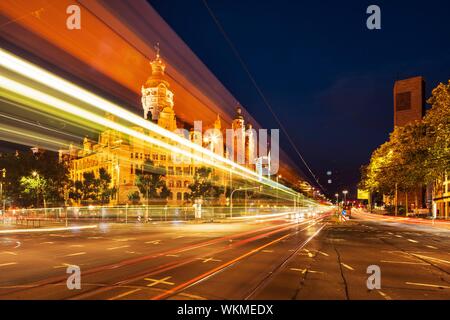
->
[[357, 189, 369, 200]]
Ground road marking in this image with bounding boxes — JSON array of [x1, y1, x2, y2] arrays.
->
[[406, 282, 450, 289], [377, 291, 392, 300], [109, 288, 141, 300], [114, 238, 136, 242], [317, 250, 329, 256], [341, 263, 354, 271], [1, 251, 17, 256], [290, 268, 323, 274], [411, 254, 450, 265], [307, 252, 314, 258], [179, 292, 206, 300], [261, 250, 273, 253], [407, 239, 419, 243], [173, 236, 184, 239], [14, 241, 21, 248], [145, 240, 161, 245], [69, 244, 84, 248], [144, 276, 174, 287], [290, 268, 307, 274], [196, 257, 221, 263], [53, 263, 72, 269], [426, 245, 438, 249], [65, 252, 86, 257], [166, 254, 180, 257], [395, 235, 403, 238], [0, 262, 17, 267], [381, 260, 428, 265], [107, 245, 130, 250], [40, 241, 54, 244]]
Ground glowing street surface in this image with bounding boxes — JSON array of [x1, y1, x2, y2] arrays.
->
[[1, 210, 449, 300]]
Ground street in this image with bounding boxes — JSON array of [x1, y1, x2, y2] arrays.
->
[[0, 210, 449, 300]]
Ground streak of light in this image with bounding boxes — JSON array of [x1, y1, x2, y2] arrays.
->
[[0, 225, 97, 234], [0, 49, 301, 198]]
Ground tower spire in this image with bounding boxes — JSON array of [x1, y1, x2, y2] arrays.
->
[[154, 42, 160, 59]]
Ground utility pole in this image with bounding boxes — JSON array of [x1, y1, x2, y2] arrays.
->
[[0, 168, 5, 215]]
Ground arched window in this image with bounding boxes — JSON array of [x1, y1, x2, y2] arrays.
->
[[176, 192, 182, 201]]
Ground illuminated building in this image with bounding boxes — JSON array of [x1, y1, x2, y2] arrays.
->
[[62, 49, 256, 205]]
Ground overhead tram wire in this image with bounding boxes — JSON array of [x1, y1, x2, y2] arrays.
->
[[202, 0, 324, 192]]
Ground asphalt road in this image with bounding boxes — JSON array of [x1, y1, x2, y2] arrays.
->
[[0, 209, 449, 300]]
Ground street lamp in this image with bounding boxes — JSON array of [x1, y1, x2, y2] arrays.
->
[[115, 163, 120, 205], [335, 193, 339, 208], [276, 174, 282, 206], [342, 190, 348, 206], [230, 186, 262, 218], [0, 168, 6, 214]]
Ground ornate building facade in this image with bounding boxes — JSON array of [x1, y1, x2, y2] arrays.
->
[[61, 49, 256, 205]]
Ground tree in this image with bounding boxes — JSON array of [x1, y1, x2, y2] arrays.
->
[[20, 173, 49, 209], [98, 168, 113, 204], [135, 160, 170, 202], [128, 191, 141, 205], [361, 80, 450, 214], [188, 167, 223, 201], [0, 150, 69, 208], [424, 80, 450, 182]]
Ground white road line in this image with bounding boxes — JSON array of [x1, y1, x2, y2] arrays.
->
[[145, 240, 161, 245], [406, 282, 450, 289], [109, 288, 141, 300], [69, 244, 84, 248], [0, 262, 17, 267], [40, 241, 54, 244], [381, 260, 428, 265], [426, 245, 438, 249], [341, 263, 354, 271], [65, 252, 86, 257], [411, 254, 450, 265], [261, 250, 273, 253], [407, 239, 419, 243], [107, 245, 130, 250], [377, 290, 392, 300], [1, 251, 17, 256]]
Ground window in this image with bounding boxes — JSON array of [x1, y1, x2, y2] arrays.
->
[[130, 153, 133, 159], [168, 167, 174, 175], [183, 167, 190, 175], [176, 167, 182, 176], [130, 164, 133, 174], [160, 154, 166, 161], [396, 92, 411, 111], [176, 181, 182, 188], [168, 180, 174, 188], [176, 192, 182, 201], [184, 181, 189, 188], [152, 154, 158, 161]]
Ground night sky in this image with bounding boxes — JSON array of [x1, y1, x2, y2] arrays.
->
[[148, 0, 450, 199]]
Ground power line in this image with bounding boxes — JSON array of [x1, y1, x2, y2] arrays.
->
[[202, 0, 324, 191]]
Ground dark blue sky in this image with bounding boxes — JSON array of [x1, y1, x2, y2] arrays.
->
[[149, 0, 450, 198]]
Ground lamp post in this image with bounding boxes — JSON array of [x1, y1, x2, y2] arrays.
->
[[0, 168, 5, 215], [32, 171, 47, 217], [342, 190, 348, 206], [335, 193, 339, 209], [276, 174, 282, 207], [115, 163, 120, 205], [230, 186, 261, 218]]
